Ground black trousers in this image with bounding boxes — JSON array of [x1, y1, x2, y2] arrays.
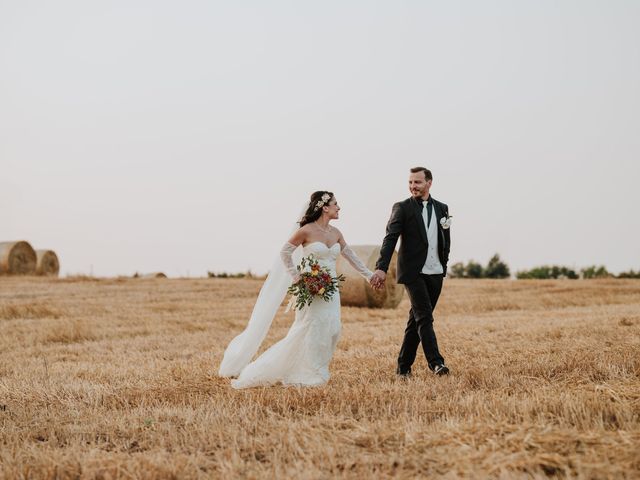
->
[[397, 273, 444, 374]]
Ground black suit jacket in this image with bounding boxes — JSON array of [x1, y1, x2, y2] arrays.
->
[[375, 196, 451, 284]]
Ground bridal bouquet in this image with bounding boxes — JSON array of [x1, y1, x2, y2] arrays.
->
[[286, 255, 345, 311]]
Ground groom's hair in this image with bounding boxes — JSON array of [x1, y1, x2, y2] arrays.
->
[[410, 167, 432, 181]]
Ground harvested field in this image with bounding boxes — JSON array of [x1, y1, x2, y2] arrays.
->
[[0, 277, 639, 479]]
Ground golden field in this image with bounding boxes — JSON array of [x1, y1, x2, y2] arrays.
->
[[0, 277, 639, 479]]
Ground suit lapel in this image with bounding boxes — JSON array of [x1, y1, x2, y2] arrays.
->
[[433, 199, 443, 230], [412, 199, 428, 244]]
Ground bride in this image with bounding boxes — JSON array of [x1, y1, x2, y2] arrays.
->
[[218, 191, 374, 388]]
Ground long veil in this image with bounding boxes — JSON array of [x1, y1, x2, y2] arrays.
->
[[218, 205, 305, 377]]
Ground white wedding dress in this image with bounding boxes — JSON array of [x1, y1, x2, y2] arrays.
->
[[231, 242, 344, 389]]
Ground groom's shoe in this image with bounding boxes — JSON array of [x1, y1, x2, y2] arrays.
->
[[434, 364, 450, 376], [396, 367, 412, 379]]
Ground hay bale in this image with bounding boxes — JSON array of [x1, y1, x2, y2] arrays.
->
[[0, 241, 37, 275], [133, 272, 167, 279], [337, 245, 403, 309], [35, 250, 60, 277]]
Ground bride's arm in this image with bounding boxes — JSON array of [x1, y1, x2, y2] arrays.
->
[[280, 227, 307, 282], [337, 230, 374, 280]]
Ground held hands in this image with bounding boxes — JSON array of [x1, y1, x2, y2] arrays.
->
[[369, 270, 386, 290]]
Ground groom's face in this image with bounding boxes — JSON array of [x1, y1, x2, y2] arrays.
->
[[409, 172, 432, 199]]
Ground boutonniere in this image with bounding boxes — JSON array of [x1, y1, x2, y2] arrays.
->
[[440, 214, 452, 230]]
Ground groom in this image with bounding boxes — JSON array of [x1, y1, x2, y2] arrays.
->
[[371, 167, 451, 377]]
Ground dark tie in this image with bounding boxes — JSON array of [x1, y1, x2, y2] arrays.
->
[[422, 200, 432, 228]]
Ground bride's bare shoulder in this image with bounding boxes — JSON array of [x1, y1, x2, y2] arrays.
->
[[288, 224, 311, 245]]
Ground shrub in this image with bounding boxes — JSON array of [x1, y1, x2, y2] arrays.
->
[[484, 254, 511, 279], [617, 269, 640, 279], [516, 265, 578, 279], [449, 254, 510, 279], [581, 265, 611, 279], [465, 261, 484, 278], [207, 271, 257, 279], [449, 262, 466, 278]]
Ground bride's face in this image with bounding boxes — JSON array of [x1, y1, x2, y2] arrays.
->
[[323, 197, 340, 220]]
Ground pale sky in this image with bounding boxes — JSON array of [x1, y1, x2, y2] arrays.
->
[[2, 1, 639, 277]]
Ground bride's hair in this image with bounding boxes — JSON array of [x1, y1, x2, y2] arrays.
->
[[299, 191, 334, 227]]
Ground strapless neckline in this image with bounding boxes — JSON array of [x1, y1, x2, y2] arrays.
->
[[304, 241, 341, 251]]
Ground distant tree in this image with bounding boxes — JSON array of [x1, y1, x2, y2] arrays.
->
[[558, 267, 579, 279], [208, 272, 230, 278], [516, 265, 578, 279], [617, 269, 640, 279], [516, 264, 636, 280], [581, 265, 611, 279], [449, 255, 511, 279], [484, 254, 511, 279], [517, 266, 550, 279], [208, 270, 261, 279], [465, 261, 484, 279], [449, 262, 466, 278]]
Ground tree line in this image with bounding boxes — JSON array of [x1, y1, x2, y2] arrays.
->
[[449, 254, 640, 279]]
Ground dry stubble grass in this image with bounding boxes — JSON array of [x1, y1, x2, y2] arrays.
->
[[0, 277, 639, 479]]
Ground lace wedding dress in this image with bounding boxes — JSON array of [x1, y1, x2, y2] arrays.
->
[[229, 241, 371, 389]]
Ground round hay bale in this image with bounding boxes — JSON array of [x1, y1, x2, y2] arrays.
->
[[134, 272, 167, 279], [35, 250, 60, 276], [336, 245, 403, 309], [0, 241, 37, 275]]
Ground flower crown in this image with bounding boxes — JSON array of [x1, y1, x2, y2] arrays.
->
[[313, 193, 332, 211]]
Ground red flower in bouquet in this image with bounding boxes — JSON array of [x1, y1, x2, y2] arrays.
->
[[286, 254, 345, 311]]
